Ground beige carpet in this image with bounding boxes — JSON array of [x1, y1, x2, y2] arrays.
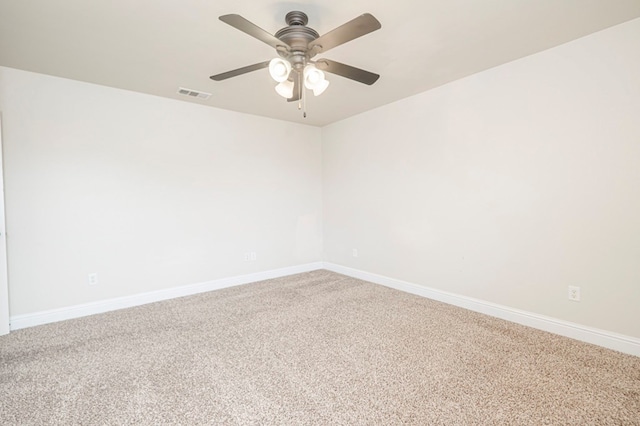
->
[[1, 270, 639, 425]]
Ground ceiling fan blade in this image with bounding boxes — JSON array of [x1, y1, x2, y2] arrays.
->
[[287, 71, 301, 102], [315, 59, 380, 85], [219, 14, 288, 50], [210, 61, 270, 81], [308, 13, 381, 54]]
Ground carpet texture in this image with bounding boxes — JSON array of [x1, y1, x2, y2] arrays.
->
[[1, 270, 639, 425]]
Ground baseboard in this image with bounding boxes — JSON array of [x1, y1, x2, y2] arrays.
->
[[11, 261, 639, 357], [323, 262, 640, 357], [10, 262, 324, 331]]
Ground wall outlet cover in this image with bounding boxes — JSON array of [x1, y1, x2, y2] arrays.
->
[[568, 285, 581, 302], [88, 273, 98, 286]]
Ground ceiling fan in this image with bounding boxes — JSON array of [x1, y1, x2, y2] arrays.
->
[[210, 11, 381, 115]]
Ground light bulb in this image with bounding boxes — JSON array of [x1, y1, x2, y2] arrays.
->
[[275, 80, 294, 98], [269, 58, 292, 83]]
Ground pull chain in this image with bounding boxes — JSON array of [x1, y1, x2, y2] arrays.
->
[[295, 68, 307, 118], [303, 76, 307, 118]]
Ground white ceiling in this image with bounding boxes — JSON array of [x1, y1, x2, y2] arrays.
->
[[1, 1, 639, 127]]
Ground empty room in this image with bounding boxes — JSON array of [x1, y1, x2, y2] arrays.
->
[[1, 1, 639, 424]]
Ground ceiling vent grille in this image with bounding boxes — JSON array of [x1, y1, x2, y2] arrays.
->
[[177, 87, 211, 100]]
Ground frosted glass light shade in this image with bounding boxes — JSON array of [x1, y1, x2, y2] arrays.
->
[[269, 58, 292, 82], [303, 64, 325, 89], [275, 80, 294, 98], [312, 79, 330, 96]]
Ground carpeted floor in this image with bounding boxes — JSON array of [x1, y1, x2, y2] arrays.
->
[[1, 270, 639, 425]]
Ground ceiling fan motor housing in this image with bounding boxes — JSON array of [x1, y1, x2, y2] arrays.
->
[[275, 11, 319, 70]]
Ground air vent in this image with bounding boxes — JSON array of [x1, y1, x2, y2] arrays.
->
[[177, 87, 211, 100]]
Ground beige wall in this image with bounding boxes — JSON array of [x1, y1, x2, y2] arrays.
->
[[0, 67, 322, 315], [322, 18, 640, 338]]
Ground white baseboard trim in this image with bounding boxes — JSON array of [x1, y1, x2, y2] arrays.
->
[[10, 262, 324, 331], [323, 262, 640, 357]]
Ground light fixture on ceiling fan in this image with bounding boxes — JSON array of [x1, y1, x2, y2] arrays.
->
[[269, 59, 329, 99], [210, 11, 381, 117]]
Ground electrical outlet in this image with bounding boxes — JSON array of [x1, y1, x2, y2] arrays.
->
[[568, 285, 581, 302], [352, 248, 358, 258], [88, 273, 98, 286]]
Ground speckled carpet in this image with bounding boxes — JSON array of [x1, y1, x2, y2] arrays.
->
[[1, 270, 639, 425]]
